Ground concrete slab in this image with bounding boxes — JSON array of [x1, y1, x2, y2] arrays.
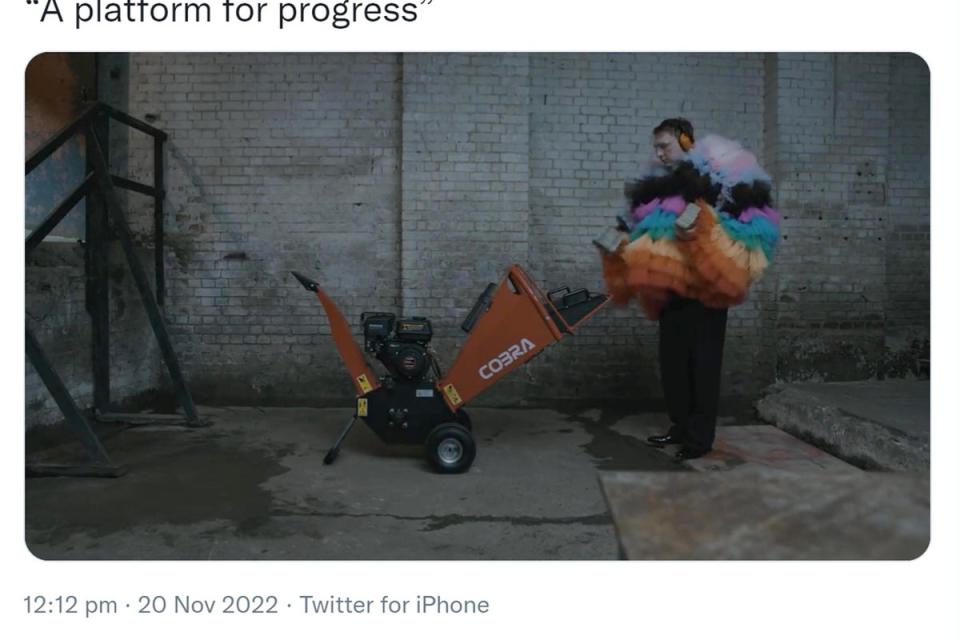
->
[[594, 422, 930, 560], [609, 419, 859, 472], [25, 406, 690, 560], [787, 380, 929, 438], [600, 469, 930, 560], [756, 380, 930, 471]]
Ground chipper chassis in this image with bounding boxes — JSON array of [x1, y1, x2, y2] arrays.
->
[[292, 264, 608, 473]]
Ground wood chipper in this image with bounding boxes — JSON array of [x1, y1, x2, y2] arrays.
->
[[291, 265, 609, 473]]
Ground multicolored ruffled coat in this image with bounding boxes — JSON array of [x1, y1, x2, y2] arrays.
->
[[601, 134, 780, 319]]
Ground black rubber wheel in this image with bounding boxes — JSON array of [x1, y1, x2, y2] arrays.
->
[[455, 408, 472, 431], [425, 423, 476, 474]]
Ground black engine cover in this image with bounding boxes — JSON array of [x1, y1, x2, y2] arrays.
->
[[384, 342, 429, 380], [395, 317, 432, 343]]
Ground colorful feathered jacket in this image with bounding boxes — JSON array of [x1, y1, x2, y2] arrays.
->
[[601, 135, 780, 319]]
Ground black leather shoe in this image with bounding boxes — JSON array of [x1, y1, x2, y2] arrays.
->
[[646, 433, 682, 447], [675, 447, 710, 460]]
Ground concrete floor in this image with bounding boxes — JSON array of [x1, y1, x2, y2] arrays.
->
[[27, 400, 929, 560], [26, 405, 692, 560]]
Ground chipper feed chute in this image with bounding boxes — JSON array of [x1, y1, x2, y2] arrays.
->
[[437, 265, 608, 412]]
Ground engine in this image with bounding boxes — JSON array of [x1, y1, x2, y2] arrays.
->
[[361, 312, 434, 382]]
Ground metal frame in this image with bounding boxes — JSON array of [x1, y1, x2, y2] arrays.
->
[[25, 327, 123, 478], [26, 101, 201, 477]]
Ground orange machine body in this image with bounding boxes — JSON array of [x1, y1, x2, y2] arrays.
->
[[294, 265, 608, 472], [303, 264, 607, 409]]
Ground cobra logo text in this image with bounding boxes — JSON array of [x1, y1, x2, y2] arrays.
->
[[479, 338, 536, 380]]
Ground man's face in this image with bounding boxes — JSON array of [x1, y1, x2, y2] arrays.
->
[[653, 131, 685, 166]]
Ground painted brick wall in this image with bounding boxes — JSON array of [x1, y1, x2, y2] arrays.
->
[[25, 54, 93, 239], [117, 53, 403, 404], [772, 53, 928, 381], [884, 54, 930, 368], [400, 53, 531, 404], [33, 51, 926, 421]]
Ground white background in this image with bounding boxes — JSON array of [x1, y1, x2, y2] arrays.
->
[[3, 0, 958, 637]]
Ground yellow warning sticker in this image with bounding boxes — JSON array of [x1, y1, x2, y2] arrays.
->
[[357, 374, 373, 394], [357, 398, 368, 417], [443, 384, 462, 406]]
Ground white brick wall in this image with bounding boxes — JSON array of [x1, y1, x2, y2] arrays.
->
[[56, 51, 929, 417], [121, 53, 403, 402], [885, 54, 930, 336], [773, 53, 928, 380], [399, 53, 531, 402]]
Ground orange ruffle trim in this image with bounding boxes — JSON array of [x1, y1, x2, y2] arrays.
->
[[600, 202, 755, 319]]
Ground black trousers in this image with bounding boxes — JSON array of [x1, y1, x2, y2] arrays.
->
[[658, 296, 728, 452]]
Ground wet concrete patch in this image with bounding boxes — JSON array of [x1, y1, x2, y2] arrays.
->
[[558, 407, 686, 472], [26, 428, 290, 552]]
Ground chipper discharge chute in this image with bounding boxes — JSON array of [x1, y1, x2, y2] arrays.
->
[[291, 264, 608, 473]]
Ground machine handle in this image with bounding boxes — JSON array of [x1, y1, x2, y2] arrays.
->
[[461, 283, 497, 333]]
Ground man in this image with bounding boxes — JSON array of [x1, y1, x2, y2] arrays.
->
[[599, 118, 780, 460]]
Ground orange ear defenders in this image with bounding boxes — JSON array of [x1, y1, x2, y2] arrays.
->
[[678, 131, 694, 152]]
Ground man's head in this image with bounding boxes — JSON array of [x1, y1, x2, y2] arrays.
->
[[652, 117, 695, 166]]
